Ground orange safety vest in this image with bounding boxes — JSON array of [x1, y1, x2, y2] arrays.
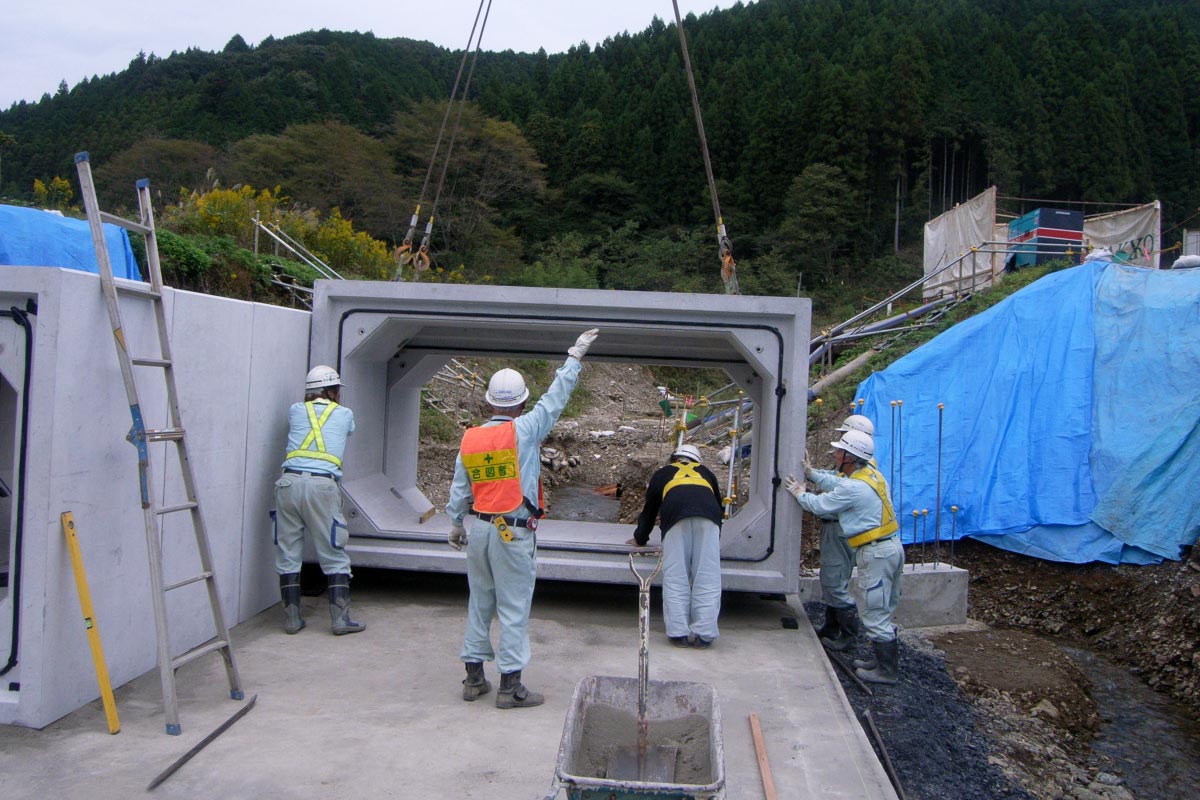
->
[[460, 422, 524, 514]]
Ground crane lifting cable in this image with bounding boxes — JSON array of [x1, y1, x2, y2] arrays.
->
[[670, 1, 739, 295], [418, 0, 494, 279], [393, 0, 491, 281]]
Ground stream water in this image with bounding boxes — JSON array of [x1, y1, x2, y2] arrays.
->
[[549, 483, 622, 523], [1062, 646, 1200, 797]]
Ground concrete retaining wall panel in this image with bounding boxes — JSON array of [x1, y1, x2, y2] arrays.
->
[[0, 267, 310, 729]]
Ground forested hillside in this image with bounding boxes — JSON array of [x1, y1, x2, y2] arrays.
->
[[2, 0, 1197, 300]]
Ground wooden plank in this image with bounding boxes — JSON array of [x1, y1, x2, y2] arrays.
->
[[749, 712, 777, 800]]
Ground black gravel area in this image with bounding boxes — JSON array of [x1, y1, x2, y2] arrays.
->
[[804, 602, 1033, 800]]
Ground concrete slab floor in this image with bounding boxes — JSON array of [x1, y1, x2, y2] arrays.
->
[[0, 570, 898, 800]]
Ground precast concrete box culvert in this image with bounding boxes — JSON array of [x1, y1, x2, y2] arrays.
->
[[310, 281, 811, 593]]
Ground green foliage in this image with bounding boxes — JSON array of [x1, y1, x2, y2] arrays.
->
[[3, 4, 1198, 298], [419, 403, 462, 443]]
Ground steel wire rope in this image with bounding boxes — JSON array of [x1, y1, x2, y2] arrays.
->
[[394, 0, 489, 280], [420, 0, 494, 277], [670, 0, 738, 294]]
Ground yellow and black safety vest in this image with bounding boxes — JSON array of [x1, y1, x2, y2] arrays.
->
[[286, 401, 343, 468], [846, 464, 899, 548]]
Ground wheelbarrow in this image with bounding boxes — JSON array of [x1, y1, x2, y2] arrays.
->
[[544, 549, 725, 799]]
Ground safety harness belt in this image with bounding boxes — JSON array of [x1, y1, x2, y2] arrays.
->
[[846, 464, 900, 548], [286, 401, 342, 467], [661, 461, 712, 499]]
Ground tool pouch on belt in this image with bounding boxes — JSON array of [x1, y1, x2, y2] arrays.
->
[[495, 516, 513, 542]]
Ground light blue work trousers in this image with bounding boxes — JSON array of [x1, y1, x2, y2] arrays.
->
[[661, 517, 722, 641], [460, 517, 538, 674], [819, 518, 856, 609], [854, 535, 904, 642], [272, 471, 351, 575]]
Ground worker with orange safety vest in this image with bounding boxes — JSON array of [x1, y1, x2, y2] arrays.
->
[[786, 429, 904, 685], [274, 365, 365, 636], [628, 444, 725, 648], [445, 328, 600, 709]]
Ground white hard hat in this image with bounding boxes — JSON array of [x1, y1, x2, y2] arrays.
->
[[305, 365, 342, 391], [831, 429, 874, 461], [486, 368, 529, 408], [836, 414, 875, 435], [672, 444, 702, 463]]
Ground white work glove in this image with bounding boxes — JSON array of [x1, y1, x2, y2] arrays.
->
[[567, 328, 600, 360], [803, 455, 815, 481], [448, 523, 467, 551], [784, 475, 807, 498]]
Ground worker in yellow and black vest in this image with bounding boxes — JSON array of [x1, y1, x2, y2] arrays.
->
[[786, 429, 904, 685], [627, 444, 725, 649], [445, 328, 599, 709], [273, 365, 364, 636]]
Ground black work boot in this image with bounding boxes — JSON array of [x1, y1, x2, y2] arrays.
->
[[496, 670, 544, 709], [280, 573, 304, 634], [327, 574, 366, 635], [852, 647, 876, 671], [820, 606, 859, 652], [816, 605, 839, 639], [856, 638, 900, 685], [462, 661, 492, 701]]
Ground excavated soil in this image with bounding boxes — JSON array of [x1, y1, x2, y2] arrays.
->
[[418, 360, 1200, 800]]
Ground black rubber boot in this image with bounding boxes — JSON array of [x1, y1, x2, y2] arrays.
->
[[462, 661, 492, 701], [496, 670, 544, 709], [820, 606, 859, 652], [816, 605, 839, 639], [856, 638, 900, 685], [852, 648, 876, 671], [328, 574, 366, 635], [280, 573, 304, 634]]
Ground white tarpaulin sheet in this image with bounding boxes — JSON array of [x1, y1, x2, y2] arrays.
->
[[922, 187, 996, 298], [1083, 201, 1161, 268]]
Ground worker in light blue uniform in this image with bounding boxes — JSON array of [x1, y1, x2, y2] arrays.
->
[[274, 364, 365, 636], [787, 428, 904, 685], [814, 414, 877, 650], [627, 444, 724, 648], [446, 328, 599, 709]]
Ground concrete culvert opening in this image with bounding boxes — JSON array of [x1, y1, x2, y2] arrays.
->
[[309, 282, 810, 593]]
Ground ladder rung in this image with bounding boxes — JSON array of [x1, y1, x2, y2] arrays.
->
[[171, 637, 230, 671], [99, 210, 152, 236], [132, 357, 172, 368], [115, 283, 161, 299], [157, 501, 198, 516], [145, 428, 185, 442], [164, 571, 212, 592]]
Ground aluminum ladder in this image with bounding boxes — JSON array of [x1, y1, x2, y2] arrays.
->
[[74, 152, 244, 735]]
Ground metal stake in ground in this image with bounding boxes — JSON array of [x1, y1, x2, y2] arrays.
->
[[921, 509, 928, 566], [935, 403, 944, 566], [910, 510, 919, 571], [950, 506, 958, 567], [889, 401, 897, 490], [896, 400, 905, 519]]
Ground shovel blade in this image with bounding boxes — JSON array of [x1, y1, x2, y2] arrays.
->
[[606, 745, 679, 783]]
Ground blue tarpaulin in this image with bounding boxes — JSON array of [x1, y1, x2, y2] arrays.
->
[[0, 204, 141, 279], [854, 261, 1200, 564]]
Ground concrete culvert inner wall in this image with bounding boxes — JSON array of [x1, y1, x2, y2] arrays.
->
[[309, 281, 811, 593]]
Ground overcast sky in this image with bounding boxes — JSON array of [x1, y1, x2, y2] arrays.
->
[[2, 1, 748, 109]]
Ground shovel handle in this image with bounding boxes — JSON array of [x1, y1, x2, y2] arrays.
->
[[628, 548, 663, 589]]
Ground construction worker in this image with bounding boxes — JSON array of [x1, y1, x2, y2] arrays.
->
[[811, 414, 876, 650], [627, 444, 724, 648], [786, 429, 904, 685], [446, 328, 600, 708], [273, 365, 365, 636]]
